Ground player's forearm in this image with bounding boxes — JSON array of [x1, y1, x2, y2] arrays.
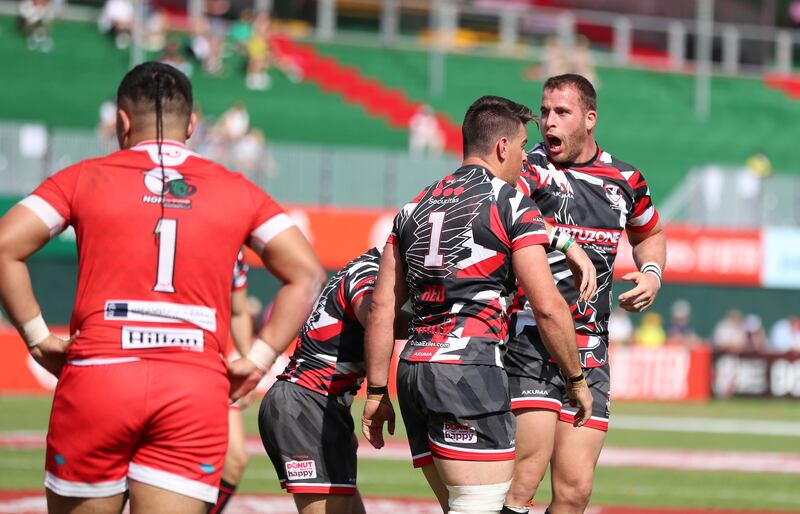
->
[[533, 301, 583, 377], [0, 258, 45, 335], [258, 278, 320, 353], [230, 312, 253, 354], [630, 226, 666, 271], [364, 304, 395, 387]]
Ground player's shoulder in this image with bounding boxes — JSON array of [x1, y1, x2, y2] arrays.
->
[[525, 143, 549, 168], [596, 148, 639, 174], [344, 247, 381, 276]]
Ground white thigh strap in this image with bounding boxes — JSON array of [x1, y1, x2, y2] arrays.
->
[[447, 480, 511, 514]]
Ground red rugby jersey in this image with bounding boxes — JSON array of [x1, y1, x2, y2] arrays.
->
[[20, 140, 293, 370]]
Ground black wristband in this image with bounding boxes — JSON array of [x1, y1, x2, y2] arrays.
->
[[567, 373, 585, 384], [366, 385, 389, 395]]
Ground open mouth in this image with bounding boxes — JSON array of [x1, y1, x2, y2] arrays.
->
[[546, 134, 563, 153]]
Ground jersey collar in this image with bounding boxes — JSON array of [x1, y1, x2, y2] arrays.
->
[[132, 139, 189, 149]]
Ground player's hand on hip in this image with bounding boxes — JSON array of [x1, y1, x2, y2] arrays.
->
[[566, 379, 593, 428], [565, 244, 597, 302], [227, 358, 266, 402], [361, 393, 395, 449], [618, 271, 660, 312], [29, 332, 75, 378]]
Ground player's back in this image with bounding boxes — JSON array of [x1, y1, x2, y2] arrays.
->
[[279, 248, 380, 403], [391, 165, 548, 366], [24, 140, 289, 370]]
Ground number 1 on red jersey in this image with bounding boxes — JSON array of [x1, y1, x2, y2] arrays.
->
[[154, 218, 177, 293]]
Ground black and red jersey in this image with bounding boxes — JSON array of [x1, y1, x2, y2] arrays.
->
[[232, 250, 248, 292], [391, 165, 549, 367], [278, 248, 380, 404], [508, 143, 659, 369]]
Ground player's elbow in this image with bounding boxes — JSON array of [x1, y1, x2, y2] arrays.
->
[[528, 293, 568, 323]]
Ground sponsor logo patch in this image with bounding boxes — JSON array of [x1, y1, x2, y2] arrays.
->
[[443, 422, 476, 444], [142, 168, 197, 209], [121, 326, 204, 351], [105, 300, 217, 331], [285, 460, 317, 480], [521, 389, 549, 396]]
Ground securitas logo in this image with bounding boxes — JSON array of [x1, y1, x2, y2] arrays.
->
[[142, 168, 197, 209], [443, 422, 477, 444], [285, 460, 317, 480]]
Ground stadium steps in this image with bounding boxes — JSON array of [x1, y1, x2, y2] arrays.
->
[[764, 74, 800, 99], [271, 37, 462, 155]]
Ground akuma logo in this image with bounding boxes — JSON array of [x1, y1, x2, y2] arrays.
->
[[143, 168, 197, 197]]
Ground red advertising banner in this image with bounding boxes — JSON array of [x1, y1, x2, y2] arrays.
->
[[255, 207, 764, 287], [613, 224, 763, 286], [609, 345, 711, 401], [2, 327, 710, 401], [244, 205, 396, 270]]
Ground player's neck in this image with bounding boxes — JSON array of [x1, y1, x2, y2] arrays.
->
[[462, 156, 515, 185], [572, 139, 598, 165], [122, 131, 188, 149]]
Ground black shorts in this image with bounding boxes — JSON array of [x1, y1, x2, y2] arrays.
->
[[258, 380, 357, 495], [396, 361, 515, 468], [507, 359, 611, 431]]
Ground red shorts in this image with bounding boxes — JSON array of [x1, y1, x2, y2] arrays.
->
[[45, 359, 229, 503]]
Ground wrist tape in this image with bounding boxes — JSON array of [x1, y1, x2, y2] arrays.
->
[[640, 261, 663, 287], [21, 313, 50, 348], [549, 228, 575, 253], [246, 338, 278, 373]]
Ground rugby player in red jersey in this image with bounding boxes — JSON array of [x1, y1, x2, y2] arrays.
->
[[0, 62, 324, 514], [362, 96, 593, 514], [503, 74, 667, 514]]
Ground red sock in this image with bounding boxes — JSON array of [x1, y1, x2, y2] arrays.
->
[[208, 479, 237, 514]]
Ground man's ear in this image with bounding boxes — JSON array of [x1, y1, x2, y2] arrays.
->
[[497, 137, 510, 162], [116, 108, 131, 148], [585, 109, 597, 133], [186, 112, 198, 140]]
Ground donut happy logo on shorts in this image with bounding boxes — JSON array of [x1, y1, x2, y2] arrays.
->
[[443, 422, 477, 443], [285, 460, 317, 480], [142, 168, 197, 208]]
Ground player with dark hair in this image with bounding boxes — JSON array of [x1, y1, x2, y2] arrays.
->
[[259, 247, 382, 514], [362, 95, 593, 514], [503, 74, 667, 514], [0, 62, 325, 514]]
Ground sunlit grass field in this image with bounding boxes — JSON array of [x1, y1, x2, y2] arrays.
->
[[1, 395, 799, 511]]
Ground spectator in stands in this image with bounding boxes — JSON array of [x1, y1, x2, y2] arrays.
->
[[408, 104, 445, 156], [572, 35, 598, 87], [96, 97, 117, 150], [246, 12, 271, 90], [608, 306, 634, 345], [768, 315, 800, 353], [217, 102, 250, 142], [635, 312, 666, 348], [98, 0, 133, 49], [18, 0, 54, 52], [525, 36, 568, 81], [160, 38, 193, 78], [713, 309, 748, 352], [233, 128, 276, 181], [141, 9, 168, 52], [744, 314, 767, 353], [190, 16, 226, 75], [667, 299, 698, 346], [230, 9, 254, 54]]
